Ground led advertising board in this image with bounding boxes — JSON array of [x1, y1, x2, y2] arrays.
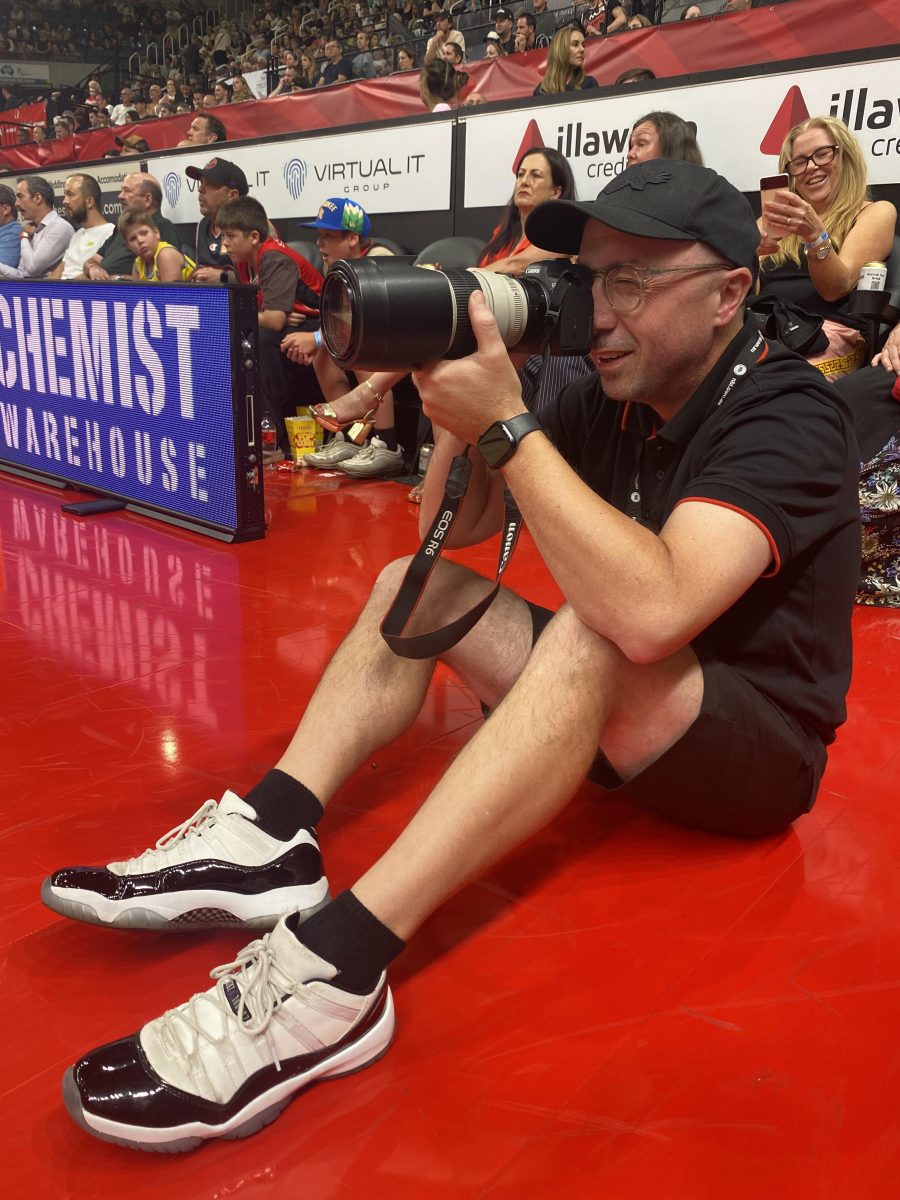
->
[[0, 281, 265, 541]]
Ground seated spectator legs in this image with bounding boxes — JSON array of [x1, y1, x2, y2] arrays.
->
[[218, 195, 325, 459], [257, 326, 294, 452]]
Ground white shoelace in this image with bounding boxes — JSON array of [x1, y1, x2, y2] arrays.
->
[[158, 935, 294, 1097], [120, 799, 219, 871], [352, 439, 386, 463]]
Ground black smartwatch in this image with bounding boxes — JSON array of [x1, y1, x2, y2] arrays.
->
[[477, 412, 542, 469]]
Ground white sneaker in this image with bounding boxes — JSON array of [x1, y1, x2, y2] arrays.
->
[[41, 791, 329, 931], [63, 919, 394, 1152], [338, 437, 404, 478], [303, 432, 365, 469]]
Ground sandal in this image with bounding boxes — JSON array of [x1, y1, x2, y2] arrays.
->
[[310, 401, 379, 436], [408, 480, 425, 504]]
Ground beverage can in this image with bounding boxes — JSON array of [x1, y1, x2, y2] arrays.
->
[[418, 443, 434, 479], [857, 262, 887, 292]]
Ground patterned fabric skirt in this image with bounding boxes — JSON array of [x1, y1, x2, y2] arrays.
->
[[858, 434, 900, 607]]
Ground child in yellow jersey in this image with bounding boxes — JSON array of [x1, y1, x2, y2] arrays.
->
[[119, 209, 195, 282]]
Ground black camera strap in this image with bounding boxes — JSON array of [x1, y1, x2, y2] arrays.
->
[[380, 449, 525, 659]]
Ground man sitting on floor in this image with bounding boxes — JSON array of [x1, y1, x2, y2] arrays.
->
[[45, 162, 860, 1153]]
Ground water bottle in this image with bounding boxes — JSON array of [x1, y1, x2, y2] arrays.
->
[[418, 443, 434, 481], [260, 415, 278, 464]]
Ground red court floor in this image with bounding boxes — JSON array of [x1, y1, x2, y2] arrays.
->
[[1, 467, 899, 1200]]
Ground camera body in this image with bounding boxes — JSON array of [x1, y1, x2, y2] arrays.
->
[[320, 256, 594, 370]]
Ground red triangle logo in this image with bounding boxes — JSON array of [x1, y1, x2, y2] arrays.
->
[[760, 86, 810, 156], [513, 119, 545, 173]]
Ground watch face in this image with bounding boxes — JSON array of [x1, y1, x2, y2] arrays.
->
[[477, 421, 515, 468]]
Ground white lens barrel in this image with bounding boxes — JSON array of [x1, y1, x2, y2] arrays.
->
[[466, 269, 530, 347]]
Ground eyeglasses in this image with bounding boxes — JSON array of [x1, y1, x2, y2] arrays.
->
[[785, 144, 839, 177], [589, 263, 732, 313]]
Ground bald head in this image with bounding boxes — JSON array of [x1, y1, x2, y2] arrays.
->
[[118, 172, 163, 213]]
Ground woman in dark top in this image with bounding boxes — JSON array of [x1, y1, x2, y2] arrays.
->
[[297, 50, 320, 89], [533, 25, 599, 96], [758, 116, 895, 332]]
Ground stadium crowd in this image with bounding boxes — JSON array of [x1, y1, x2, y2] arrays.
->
[[0, 0, 769, 149]]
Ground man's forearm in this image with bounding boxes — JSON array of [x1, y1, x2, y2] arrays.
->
[[500, 433, 768, 663], [20, 230, 69, 278]]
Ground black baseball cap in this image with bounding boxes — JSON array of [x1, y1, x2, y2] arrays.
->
[[526, 160, 760, 279], [185, 156, 249, 195], [495, 7, 513, 17]]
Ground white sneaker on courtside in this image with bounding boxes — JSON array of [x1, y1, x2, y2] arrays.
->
[[41, 791, 329, 931], [302, 432, 365, 469], [63, 919, 394, 1152], [338, 437, 404, 478]]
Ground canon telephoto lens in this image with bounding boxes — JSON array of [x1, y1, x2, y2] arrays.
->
[[320, 258, 577, 370]]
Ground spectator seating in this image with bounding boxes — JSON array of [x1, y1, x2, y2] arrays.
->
[[414, 236, 485, 269], [287, 239, 324, 273]]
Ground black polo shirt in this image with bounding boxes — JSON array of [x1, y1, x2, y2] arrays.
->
[[537, 320, 860, 766], [194, 215, 232, 270]]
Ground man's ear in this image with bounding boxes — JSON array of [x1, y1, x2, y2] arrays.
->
[[713, 267, 753, 329]]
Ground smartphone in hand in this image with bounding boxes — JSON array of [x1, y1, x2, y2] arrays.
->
[[760, 173, 790, 239]]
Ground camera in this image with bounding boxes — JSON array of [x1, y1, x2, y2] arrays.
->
[[320, 257, 594, 370]]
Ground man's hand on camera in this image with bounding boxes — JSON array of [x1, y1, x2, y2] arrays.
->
[[414, 291, 523, 447]]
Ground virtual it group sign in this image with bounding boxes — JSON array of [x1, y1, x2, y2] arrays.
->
[[152, 119, 454, 225]]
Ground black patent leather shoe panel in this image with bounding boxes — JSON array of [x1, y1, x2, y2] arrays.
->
[[73, 1035, 232, 1129], [73, 985, 389, 1130], [49, 842, 324, 899]]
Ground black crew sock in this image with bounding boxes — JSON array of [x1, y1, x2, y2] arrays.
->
[[375, 426, 397, 451], [287, 889, 406, 994], [244, 769, 324, 841]]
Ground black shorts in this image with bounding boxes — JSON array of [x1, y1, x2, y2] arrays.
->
[[527, 602, 820, 839]]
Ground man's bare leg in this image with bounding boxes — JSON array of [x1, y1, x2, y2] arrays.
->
[[59, 604, 705, 1152], [273, 557, 538, 803], [351, 605, 703, 938]]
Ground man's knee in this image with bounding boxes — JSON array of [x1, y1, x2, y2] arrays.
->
[[529, 604, 701, 719], [372, 555, 414, 595], [362, 556, 489, 649], [532, 603, 621, 665]]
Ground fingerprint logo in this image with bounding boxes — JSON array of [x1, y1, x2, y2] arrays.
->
[[164, 172, 181, 207], [284, 158, 308, 202]]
